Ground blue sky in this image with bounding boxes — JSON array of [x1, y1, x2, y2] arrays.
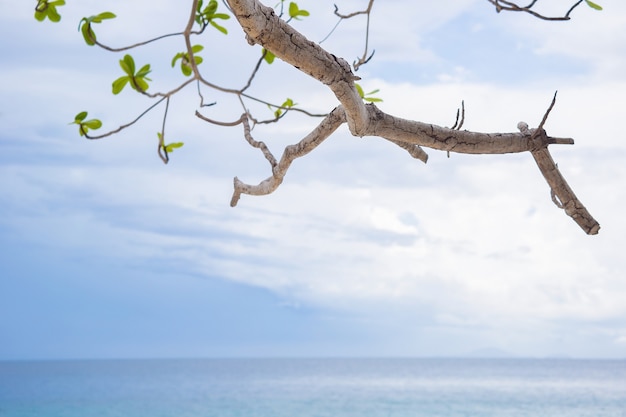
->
[[1, 0, 626, 360]]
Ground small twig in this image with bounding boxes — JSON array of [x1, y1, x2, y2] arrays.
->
[[565, 0, 585, 18], [450, 100, 465, 130], [91, 29, 205, 53], [448, 100, 465, 157], [196, 80, 217, 108], [329, 0, 376, 71], [194, 111, 245, 127], [537, 91, 558, 132], [487, 0, 578, 20], [157, 97, 170, 164], [85, 97, 167, 140], [240, 114, 278, 168]]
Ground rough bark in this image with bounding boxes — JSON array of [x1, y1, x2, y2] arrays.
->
[[225, 0, 600, 235]]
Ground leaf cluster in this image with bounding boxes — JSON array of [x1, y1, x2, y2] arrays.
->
[[70, 111, 102, 136], [112, 54, 152, 94], [34, 0, 65, 22], [171, 45, 204, 77], [158, 133, 184, 154], [78, 12, 116, 46], [195, 0, 230, 34]]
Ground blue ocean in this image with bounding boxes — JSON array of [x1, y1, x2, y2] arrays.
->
[[1, 358, 625, 417]]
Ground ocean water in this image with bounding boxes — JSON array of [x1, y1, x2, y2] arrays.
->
[[1, 358, 625, 417]]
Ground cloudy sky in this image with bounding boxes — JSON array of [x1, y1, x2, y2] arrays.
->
[[1, 0, 625, 360]]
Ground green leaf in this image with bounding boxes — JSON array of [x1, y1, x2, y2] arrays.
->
[[206, 0, 218, 15], [83, 119, 102, 129], [210, 20, 228, 34], [74, 111, 88, 122], [263, 49, 275, 64], [136, 64, 151, 78], [112, 76, 129, 94], [47, 6, 61, 22], [355, 83, 365, 99], [288, 2, 299, 18], [171, 52, 184, 67], [93, 11, 116, 22], [364, 97, 383, 103], [191, 44, 204, 53], [181, 64, 192, 76], [288, 2, 309, 20], [164, 142, 184, 153], [121, 54, 135, 75], [585, 0, 603, 10], [80, 21, 96, 45]]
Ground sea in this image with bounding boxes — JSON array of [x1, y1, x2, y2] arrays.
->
[[1, 358, 625, 417]]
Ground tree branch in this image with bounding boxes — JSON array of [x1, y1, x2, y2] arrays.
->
[[231, 106, 346, 206], [224, 0, 599, 234]]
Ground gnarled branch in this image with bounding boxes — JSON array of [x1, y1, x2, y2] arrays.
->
[[230, 106, 346, 206], [226, 0, 599, 234]]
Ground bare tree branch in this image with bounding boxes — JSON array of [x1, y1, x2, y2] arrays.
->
[[231, 106, 346, 206], [485, 0, 585, 20], [225, 0, 599, 234], [332, 0, 376, 71]]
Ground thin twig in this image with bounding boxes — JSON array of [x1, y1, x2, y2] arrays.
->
[[85, 97, 167, 140], [157, 97, 171, 164], [487, 0, 577, 20]]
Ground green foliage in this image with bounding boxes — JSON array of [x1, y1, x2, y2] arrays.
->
[[585, 0, 603, 11], [171, 45, 204, 77], [34, 0, 65, 22], [158, 133, 184, 153], [271, 97, 297, 118], [355, 83, 383, 103], [195, 0, 230, 34], [70, 111, 102, 136], [112, 54, 152, 94], [262, 48, 276, 64], [78, 12, 116, 46], [288, 2, 310, 20]]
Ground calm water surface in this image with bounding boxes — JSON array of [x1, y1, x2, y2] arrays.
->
[[1, 358, 625, 417]]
